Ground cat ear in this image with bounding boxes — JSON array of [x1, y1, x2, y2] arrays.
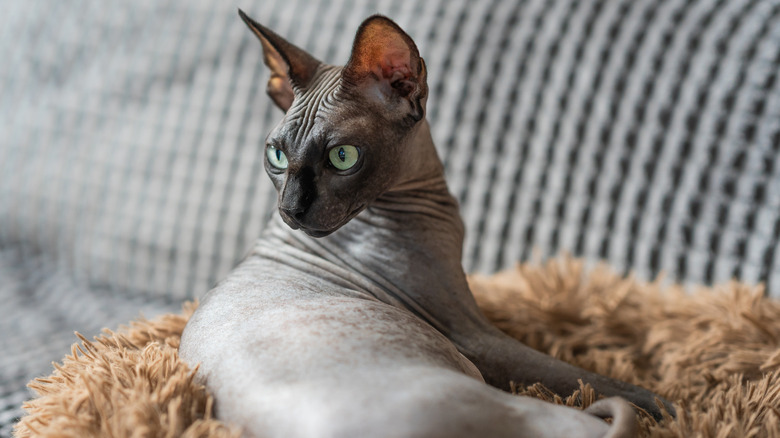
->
[[238, 9, 322, 111], [342, 15, 427, 122]]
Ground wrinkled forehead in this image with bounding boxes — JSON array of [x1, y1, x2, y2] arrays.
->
[[268, 66, 352, 146]]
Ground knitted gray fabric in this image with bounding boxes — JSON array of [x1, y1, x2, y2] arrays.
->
[[2, 0, 780, 435]]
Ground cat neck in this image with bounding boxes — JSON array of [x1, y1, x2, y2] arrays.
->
[[355, 117, 463, 251], [372, 119, 460, 228], [388, 119, 448, 191]]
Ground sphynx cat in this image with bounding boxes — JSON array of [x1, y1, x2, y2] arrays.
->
[[180, 10, 674, 437]]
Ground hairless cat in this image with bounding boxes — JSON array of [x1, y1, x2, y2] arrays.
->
[[179, 10, 674, 437]]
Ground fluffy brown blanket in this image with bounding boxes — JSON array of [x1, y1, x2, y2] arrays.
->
[[14, 258, 780, 437]]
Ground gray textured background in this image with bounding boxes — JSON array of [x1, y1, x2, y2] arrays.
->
[[3, 0, 780, 435]]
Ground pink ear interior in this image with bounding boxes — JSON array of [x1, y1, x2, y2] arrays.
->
[[345, 18, 419, 87], [366, 32, 413, 80]]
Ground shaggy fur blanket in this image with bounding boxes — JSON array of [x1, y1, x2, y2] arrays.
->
[[14, 258, 780, 437]]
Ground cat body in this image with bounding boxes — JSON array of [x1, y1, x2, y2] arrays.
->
[[180, 11, 668, 437]]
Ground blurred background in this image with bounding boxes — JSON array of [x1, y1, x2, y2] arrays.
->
[[2, 0, 780, 434]]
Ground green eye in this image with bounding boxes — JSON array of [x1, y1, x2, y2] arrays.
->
[[328, 145, 359, 170], [266, 145, 288, 169]]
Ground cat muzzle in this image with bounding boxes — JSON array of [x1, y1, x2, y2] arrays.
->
[[278, 203, 366, 238], [278, 208, 335, 237]]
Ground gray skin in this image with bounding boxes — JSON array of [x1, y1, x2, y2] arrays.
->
[[180, 11, 672, 437]]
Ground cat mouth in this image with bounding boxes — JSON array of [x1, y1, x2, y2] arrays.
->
[[282, 204, 366, 237], [302, 229, 334, 238]]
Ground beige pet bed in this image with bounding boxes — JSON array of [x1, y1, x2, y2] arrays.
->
[[14, 258, 780, 437]]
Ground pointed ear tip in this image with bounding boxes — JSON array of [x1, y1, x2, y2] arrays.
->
[[356, 15, 417, 50], [360, 14, 399, 29], [365, 13, 391, 21], [238, 9, 260, 29]]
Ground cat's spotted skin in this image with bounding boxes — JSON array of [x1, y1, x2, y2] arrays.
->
[[179, 11, 669, 438]]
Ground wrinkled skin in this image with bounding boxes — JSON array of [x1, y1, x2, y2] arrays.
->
[[180, 11, 671, 438]]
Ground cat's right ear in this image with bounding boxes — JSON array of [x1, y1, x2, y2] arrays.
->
[[238, 9, 322, 112]]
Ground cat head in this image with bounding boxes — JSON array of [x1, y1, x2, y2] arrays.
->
[[239, 10, 428, 237]]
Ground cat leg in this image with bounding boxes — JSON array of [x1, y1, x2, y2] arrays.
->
[[454, 326, 675, 422], [392, 375, 637, 438]]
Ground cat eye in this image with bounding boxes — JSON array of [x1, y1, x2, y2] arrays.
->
[[328, 145, 360, 171], [266, 145, 288, 169]]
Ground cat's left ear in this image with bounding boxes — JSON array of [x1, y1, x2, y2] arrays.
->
[[238, 9, 322, 112], [342, 16, 427, 122]]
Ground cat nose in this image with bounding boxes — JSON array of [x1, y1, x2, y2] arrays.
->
[[280, 168, 316, 222], [281, 204, 307, 221]]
